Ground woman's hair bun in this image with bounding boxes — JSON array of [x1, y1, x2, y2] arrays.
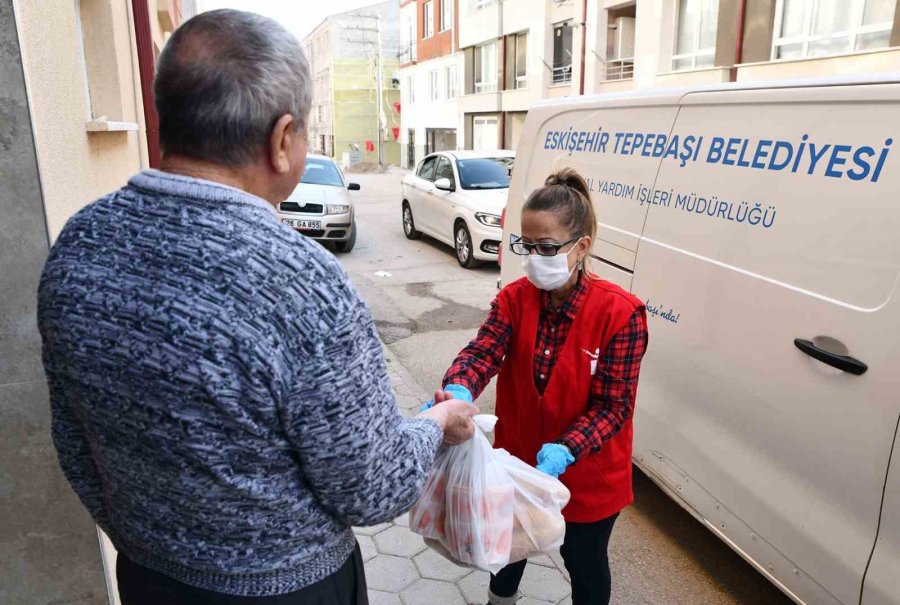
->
[[544, 167, 590, 200]]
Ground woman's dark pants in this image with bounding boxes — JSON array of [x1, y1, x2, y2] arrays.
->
[[490, 513, 619, 605]]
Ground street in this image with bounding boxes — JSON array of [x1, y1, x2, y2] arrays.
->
[[335, 170, 793, 605]]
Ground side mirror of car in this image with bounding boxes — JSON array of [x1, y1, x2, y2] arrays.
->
[[434, 178, 455, 192], [348, 183, 361, 191]]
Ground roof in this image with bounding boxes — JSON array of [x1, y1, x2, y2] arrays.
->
[[303, 1, 388, 43]]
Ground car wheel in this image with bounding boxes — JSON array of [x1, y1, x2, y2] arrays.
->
[[333, 219, 356, 253], [454, 222, 479, 269], [402, 202, 422, 240]]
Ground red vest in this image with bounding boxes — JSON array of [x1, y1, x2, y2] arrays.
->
[[494, 276, 644, 522]]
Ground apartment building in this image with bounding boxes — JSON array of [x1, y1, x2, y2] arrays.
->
[[585, 0, 900, 94], [305, 1, 402, 167], [453, 0, 898, 152], [399, 0, 462, 169], [456, 0, 591, 152]]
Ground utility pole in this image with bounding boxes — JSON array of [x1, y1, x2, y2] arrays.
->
[[375, 16, 385, 168]]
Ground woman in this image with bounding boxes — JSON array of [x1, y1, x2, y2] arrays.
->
[[432, 168, 648, 605]]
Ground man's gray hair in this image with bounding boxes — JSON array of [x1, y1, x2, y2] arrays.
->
[[154, 9, 312, 166]]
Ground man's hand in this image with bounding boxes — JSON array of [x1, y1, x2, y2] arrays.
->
[[418, 400, 477, 445]]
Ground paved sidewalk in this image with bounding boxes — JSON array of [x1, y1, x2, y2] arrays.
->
[[365, 347, 573, 605]]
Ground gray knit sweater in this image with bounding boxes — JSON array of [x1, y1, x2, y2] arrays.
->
[[38, 169, 443, 596]]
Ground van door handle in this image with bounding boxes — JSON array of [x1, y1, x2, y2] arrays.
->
[[794, 339, 868, 375]]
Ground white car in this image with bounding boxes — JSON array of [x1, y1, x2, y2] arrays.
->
[[401, 150, 514, 268], [277, 154, 360, 252]]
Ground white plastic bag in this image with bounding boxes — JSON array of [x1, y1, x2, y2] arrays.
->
[[493, 448, 570, 564], [409, 414, 514, 573], [410, 415, 571, 572]]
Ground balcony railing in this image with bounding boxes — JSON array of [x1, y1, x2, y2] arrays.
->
[[605, 58, 634, 81], [399, 43, 417, 64], [552, 64, 572, 85]]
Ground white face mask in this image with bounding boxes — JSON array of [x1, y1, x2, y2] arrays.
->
[[522, 239, 582, 291]]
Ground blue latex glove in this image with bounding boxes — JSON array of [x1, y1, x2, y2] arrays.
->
[[420, 384, 473, 411], [535, 443, 575, 478]]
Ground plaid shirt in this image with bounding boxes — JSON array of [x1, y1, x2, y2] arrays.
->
[[443, 277, 648, 460]]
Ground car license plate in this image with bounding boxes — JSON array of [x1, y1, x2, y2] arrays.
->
[[282, 219, 322, 231]]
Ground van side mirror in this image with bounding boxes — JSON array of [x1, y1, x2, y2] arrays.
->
[[434, 177, 455, 192], [348, 183, 361, 191]]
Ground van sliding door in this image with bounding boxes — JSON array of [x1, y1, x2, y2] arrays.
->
[[632, 83, 900, 605]]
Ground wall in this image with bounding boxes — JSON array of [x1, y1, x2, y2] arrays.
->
[[16, 0, 145, 241], [333, 58, 401, 166], [1, 0, 110, 603], [417, 0, 457, 61], [400, 53, 462, 166]]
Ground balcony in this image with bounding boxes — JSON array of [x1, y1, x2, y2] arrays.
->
[[605, 59, 634, 81], [552, 64, 572, 85], [399, 42, 417, 65]]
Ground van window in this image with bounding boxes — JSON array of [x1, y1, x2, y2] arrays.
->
[[641, 90, 900, 309], [417, 155, 438, 181]]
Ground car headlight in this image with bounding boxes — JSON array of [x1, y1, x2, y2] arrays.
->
[[475, 212, 502, 227], [326, 204, 351, 215]]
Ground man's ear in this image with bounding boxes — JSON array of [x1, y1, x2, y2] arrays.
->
[[269, 113, 295, 174]]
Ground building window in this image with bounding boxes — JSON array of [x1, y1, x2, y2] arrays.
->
[[474, 42, 498, 93], [552, 23, 573, 84], [446, 65, 458, 99], [407, 75, 415, 104], [673, 0, 719, 70], [430, 70, 440, 101], [474, 0, 495, 9], [440, 0, 453, 32], [424, 1, 434, 39], [772, 0, 896, 60], [514, 32, 528, 89]]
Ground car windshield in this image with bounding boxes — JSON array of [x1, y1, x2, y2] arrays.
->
[[300, 158, 344, 187], [457, 157, 513, 190]]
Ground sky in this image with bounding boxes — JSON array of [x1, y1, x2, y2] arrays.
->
[[196, 0, 382, 41]]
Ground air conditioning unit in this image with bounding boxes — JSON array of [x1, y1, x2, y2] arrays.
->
[[612, 16, 635, 60]]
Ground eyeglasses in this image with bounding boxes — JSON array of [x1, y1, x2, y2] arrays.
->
[[509, 234, 581, 256]]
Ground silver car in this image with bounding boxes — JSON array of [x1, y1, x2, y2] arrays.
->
[[277, 154, 360, 252]]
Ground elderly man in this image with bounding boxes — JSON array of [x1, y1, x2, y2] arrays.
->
[[38, 10, 475, 605]]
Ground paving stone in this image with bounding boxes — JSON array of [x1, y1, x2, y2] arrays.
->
[[393, 513, 410, 527], [457, 570, 490, 604], [365, 554, 420, 593], [519, 598, 555, 605], [414, 548, 470, 582], [357, 535, 377, 562], [367, 589, 401, 605], [401, 578, 467, 605], [548, 550, 570, 581], [519, 565, 571, 603], [558, 597, 572, 605], [528, 554, 555, 568], [354, 522, 391, 536], [373, 525, 428, 557]]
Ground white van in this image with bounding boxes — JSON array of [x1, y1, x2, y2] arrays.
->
[[500, 75, 900, 605]]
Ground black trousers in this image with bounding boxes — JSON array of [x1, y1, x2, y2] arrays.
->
[[490, 513, 619, 605], [116, 543, 368, 605]]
